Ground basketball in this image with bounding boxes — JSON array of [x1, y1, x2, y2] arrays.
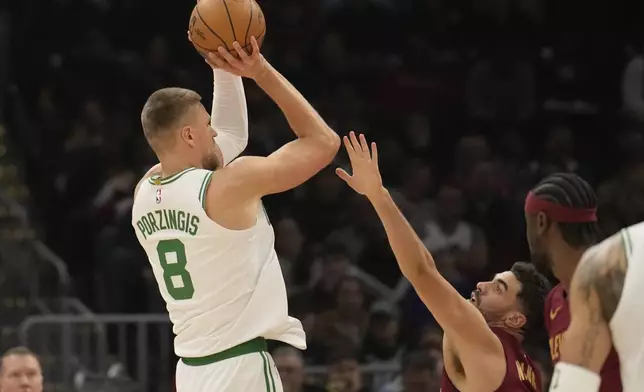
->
[[189, 0, 266, 57]]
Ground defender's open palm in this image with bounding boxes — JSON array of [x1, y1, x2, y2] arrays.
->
[[336, 132, 383, 198]]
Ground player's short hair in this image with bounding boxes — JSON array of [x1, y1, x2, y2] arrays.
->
[[531, 173, 601, 247], [140, 87, 202, 147], [510, 262, 551, 337], [0, 346, 39, 372]]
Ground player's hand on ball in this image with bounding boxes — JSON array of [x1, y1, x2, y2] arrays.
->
[[336, 132, 384, 199], [205, 37, 266, 80]]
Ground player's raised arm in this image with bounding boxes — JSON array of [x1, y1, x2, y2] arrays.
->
[[189, 30, 249, 167], [551, 233, 627, 392], [336, 133, 504, 378], [210, 69, 248, 166], [206, 38, 340, 197]]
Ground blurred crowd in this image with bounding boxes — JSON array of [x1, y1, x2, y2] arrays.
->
[[4, 0, 644, 391]]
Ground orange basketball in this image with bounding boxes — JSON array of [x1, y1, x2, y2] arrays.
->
[[189, 0, 266, 57]]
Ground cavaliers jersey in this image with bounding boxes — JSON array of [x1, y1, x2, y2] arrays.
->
[[611, 224, 644, 392], [545, 283, 622, 391], [441, 328, 541, 392], [132, 167, 306, 358]]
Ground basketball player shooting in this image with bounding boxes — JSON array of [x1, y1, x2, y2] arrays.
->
[[524, 174, 622, 391], [132, 37, 340, 391], [337, 133, 549, 392], [549, 222, 641, 392]]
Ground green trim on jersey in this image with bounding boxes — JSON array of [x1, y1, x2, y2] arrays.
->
[[148, 167, 197, 185], [621, 228, 633, 256], [198, 171, 214, 210], [181, 337, 267, 366]]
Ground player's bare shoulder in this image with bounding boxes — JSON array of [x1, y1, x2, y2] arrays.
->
[[574, 231, 629, 323]]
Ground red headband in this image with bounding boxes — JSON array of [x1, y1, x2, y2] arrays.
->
[[524, 191, 597, 223]]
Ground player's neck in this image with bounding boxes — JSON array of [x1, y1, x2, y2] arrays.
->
[[487, 322, 524, 342], [552, 246, 587, 289], [159, 157, 200, 178]]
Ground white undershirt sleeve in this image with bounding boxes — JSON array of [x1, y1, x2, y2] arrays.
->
[[211, 69, 249, 166]]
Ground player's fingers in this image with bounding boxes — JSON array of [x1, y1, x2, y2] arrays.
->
[[349, 132, 363, 157], [206, 52, 226, 68], [217, 46, 244, 70], [371, 142, 378, 164], [232, 41, 251, 63], [343, 135, 356, 157], [335, 168, 352, 183], [358, 133, 370, 157], [250, 36, 260, 57], [187, 30, 192, 42]]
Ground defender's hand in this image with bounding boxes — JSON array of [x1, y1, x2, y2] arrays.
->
[[336, 132, 383, 199]]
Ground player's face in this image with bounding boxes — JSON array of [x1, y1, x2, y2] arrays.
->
[[185, 104, 222, 171], [0, 355, 43, 392], [525, 212, 553, 274], [471, 271, 525, 327]]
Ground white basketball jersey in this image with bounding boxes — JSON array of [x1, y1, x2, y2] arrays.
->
[[610, 222, 644, 392], [132, 167, 306, 358]]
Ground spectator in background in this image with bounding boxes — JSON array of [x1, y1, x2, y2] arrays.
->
[[390, 158, 435, 233], [312, 277, 370, 363], [622, 45, 644, 123], [362, 302, 403, 388], [275, 216, 306, 290], [0, 347, 43, 392], [326, 350, 370, 392], [379, 350, 441, 392], [273, 346, 325, 392], [422, 184, 487, 291], [306, 243, 353, 312], [531, 124, 580, 177]]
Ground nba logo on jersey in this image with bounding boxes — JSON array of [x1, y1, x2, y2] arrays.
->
[[156, 189, 162, 204]]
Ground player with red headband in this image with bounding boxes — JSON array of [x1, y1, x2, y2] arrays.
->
[[524, 173, 622, 391]]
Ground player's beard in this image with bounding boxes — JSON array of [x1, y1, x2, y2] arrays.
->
[[531, 249, 552, 276], [202, 149, 222, 171]]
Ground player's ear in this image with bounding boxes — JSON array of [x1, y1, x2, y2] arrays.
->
[[504, 311, 526, 330], [180, 126, 196, 147], [536, 211, 549, 236]]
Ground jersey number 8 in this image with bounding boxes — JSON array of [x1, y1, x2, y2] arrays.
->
[[156, 239, 195, 300]]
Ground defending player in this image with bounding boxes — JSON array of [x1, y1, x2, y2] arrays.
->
[[337, 132, 549, 392], [524, 173, 622, 391], [550, 223, 642, 392], [132, 37, 340, 391]]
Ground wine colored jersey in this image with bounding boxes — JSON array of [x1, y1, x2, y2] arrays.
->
[[545, 283, 622, 392], [440, 327, 541, 392]]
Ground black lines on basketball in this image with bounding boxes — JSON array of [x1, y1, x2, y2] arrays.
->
[[195, 5, 229, 50], [192, 39, 219, 53], [221, 0, 238, 44], [244, 0, 253, 48]]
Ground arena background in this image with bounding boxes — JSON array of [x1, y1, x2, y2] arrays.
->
[[1, 0, 644, 391]]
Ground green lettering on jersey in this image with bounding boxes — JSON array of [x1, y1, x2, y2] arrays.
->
[[136, 221, 148, 240], [177, 211, 186, 231], [167, 209, 178, 230], [135, 209, 201, 238], [157, 239, 195, 300], [155, 210, 168, 230], [147, 212, 160, 232], [188, 215, 200, 236]]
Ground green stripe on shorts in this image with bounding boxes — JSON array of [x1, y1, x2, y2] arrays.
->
[[261, 352, 277, 392], [260, 351, 271, 391]]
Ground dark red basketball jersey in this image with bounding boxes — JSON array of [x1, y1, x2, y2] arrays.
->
[[440, 327, 541, 392], [545, 283, 622, 392]]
